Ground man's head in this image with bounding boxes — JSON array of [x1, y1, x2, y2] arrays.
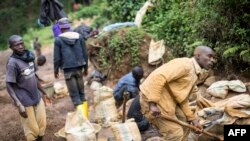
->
[[8, 35, 25, 55], [193, 46, 215, 70], [132, 66, 144, 81], [58, 17, 71, 33]]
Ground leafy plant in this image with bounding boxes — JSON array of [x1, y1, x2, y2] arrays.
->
[[97, 27, 144, 70]]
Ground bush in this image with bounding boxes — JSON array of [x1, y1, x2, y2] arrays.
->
[[103, 0, 250, 72]]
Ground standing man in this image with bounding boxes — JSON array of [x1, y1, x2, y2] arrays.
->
[[140, 46, 215, 141], [54, 19, 88, 107], [6, 35, 50, 141]]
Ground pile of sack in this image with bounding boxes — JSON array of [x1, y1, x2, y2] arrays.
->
[[207, 80, 246, 99]]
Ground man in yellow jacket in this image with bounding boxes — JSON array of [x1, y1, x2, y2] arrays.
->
[[140, 46, 215, 141]]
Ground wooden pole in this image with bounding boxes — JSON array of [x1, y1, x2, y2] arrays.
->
[[122, 92, 129, 123]]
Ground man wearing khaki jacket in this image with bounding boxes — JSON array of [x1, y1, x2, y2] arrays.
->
[[140, 46, 215, 141]]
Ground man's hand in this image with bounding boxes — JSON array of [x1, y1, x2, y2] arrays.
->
[[54, 71, 59, 79], [18, 105, 28, 118], [83, 69, 88, 77], [42, 95, 52, 106], [190, 119, 203, 134], [149, 102, 161, 117]]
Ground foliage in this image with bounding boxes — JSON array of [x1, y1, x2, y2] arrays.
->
[[0, 0, 72, 50], [71, 5, 101, 19], [22, 26, 54, 50], [104, 0, 250, 72], [105, 0, 145, 22], [98, 27, 144, 69]]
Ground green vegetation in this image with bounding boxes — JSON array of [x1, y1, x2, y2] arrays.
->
[[0, 0, 73, 50], [70, 0, 110, 27], [23, 27, 54, 50], [98, 27, 144, 69], [1, 0, 250, 73], [103, 0, 250, 72]]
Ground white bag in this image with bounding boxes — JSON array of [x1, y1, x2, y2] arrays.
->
[[228, 80, 246, 93], [95, 97, 119, 126], [93, 86, 113, 105], [207, 81, 229, 99], [148, 39, 165, 65], [111, 119, 142, 141], [65, 110, 96, 141], [134, 1, 154, 27]]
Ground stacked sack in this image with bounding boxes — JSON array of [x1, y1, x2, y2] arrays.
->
[[65, 110, 97, 141], [111, 119, 141, 141], [93, 86, 119, 127], [53, 82, 69, 99], [207, 80, 246, 99]]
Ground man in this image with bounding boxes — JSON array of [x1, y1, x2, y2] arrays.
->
[[127, 95, 150, 131], [52, 18, 72, 38], [73, 23, 99, 40], [54, 18, 88, 107], [6, 35, 50, 141], [33, 37, 42, 57], [140, 46, 215, 141], [113, 66, 144, 107]]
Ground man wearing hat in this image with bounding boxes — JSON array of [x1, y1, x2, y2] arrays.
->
[[53, 18, 89, 108]]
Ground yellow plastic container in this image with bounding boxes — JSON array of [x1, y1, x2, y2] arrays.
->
[[76, 101, 88, 119]]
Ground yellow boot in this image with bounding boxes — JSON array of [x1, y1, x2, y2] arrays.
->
[[82, 101, 88, 119]]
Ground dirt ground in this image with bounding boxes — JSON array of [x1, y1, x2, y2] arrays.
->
[[0, 44, 115, 141]]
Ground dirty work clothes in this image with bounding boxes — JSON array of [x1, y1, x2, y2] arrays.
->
[[64, 69, 86, 106], [140, 57, 201, 141], [54, 31, 88, 106], [127, 95, 150, 132], [6, 54, 41, 107], [54, 32, 88, 72], [113, 72, 140, 102], [21, 99, 46, 141]]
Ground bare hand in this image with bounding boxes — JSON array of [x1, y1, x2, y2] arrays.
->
[[149, 103, 161, 117], [83, 70, 88, 77], [190, 119, 203, 134], [18, 105, 28, 118], [43, 95, 52, 106], [54, 71, 59, 79]]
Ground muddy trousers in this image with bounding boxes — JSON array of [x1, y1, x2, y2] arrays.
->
[[64, 70, 85, 106], [20, 100, 46, 141], [152, 117, 189, 141]]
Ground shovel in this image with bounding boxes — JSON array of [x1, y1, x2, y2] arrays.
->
[[163, 81, 224, 141], [122, 92, 130, 123], [160, 114, 224, 141]]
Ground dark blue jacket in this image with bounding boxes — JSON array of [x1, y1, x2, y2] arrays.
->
[[54, 32, 88, 72], [113, 72, 139, 101]]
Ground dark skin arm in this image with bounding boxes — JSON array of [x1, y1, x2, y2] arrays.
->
[[36, 76, 52, 106], [35, 74, 45, 83], [6, 82, 27, 118], [149, 102, 161, 117]]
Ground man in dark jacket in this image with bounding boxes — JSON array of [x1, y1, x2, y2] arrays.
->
[[53, 19, 88, 107], [113, 66, 144, 107]]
